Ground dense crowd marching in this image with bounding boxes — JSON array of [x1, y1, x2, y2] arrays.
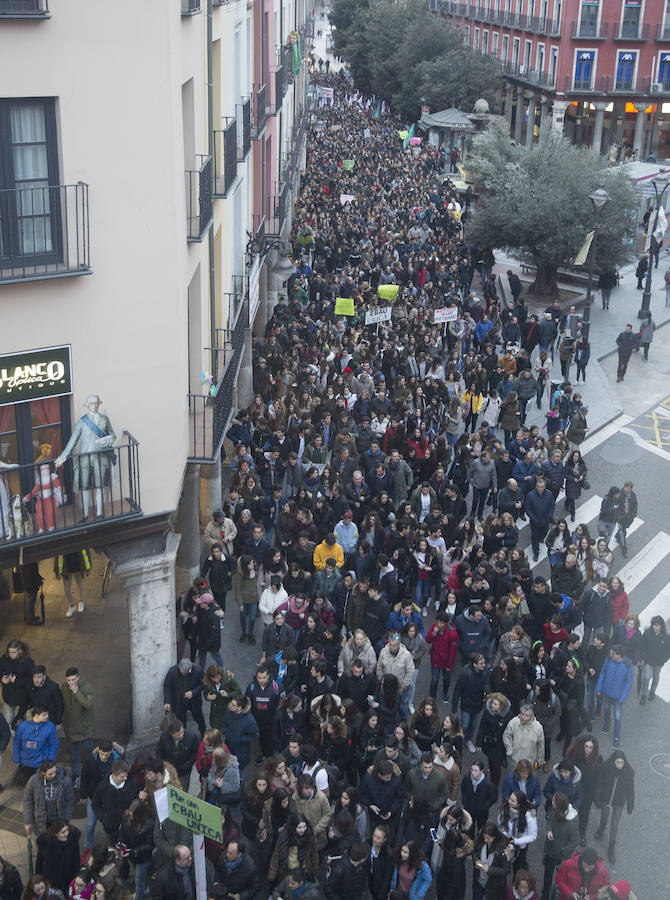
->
[[3, 69, 669, 900]]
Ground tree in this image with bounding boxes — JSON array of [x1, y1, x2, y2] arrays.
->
[[330, 0, 501, 122], [465, 119, 637, 296]]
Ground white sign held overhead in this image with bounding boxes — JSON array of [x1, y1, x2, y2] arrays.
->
[[365, 307, 392, 325], [433, 306, 459, 323]]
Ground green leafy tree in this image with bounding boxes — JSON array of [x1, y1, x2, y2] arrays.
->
[[330, 0, 501, 121], [465, 119, 637, 296]]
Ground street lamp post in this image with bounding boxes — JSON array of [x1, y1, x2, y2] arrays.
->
[[582, 184, 610, 340], [639, 172, 670, 319]]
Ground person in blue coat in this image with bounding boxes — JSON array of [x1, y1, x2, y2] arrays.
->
[[13, 707, 59, 779], [389, 841, 433, 900], [386, 600, 425, 637], [502, 758, 542, 810], [596, 644, 634, 748], [543, 759, 583, 816], [221, 696, 259, 775]]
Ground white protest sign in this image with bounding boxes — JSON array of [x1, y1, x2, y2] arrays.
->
[[433, 307, 459, 323], [365, 307, 393, 325], [340, 193, 355, 205]]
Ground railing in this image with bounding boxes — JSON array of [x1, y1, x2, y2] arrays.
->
[[641, 76, 670, 94], [428, 0, 438, 10], [213, 119, 238, 197], [185, 155, 213, 242], [0, 182, 91, 284], [502, 59, 554, 88], [266, 184, 289, 237], [181, 0, 200, 14], [237, 98, 251, 161], [614, 76, 636, 92], [615, 22, 649, 41], [251, 83, 266, 139], [0, 434, 142, 545], [656, 23, 670, 41], [571, 20, 608, 39], [538, 17, 561, 36], [0, 0, 49, 16], [564, 74, 612, 93], [252, 212, 265, 247], [188, 296, 247, 462], [274, 65, 286, 111]]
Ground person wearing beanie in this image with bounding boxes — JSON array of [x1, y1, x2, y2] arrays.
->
[[555, 847, 609, 900]]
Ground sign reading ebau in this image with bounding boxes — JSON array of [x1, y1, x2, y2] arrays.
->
[[166, 784, 223, 842], [0, 345, 72, 406]]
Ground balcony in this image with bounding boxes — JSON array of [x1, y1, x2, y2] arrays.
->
[[266, 184, 290, 237], [181, 0, 200, 14], [613, 76, 636, 92], [640, 76, 670, 94], [656, 24, 670, 41], [502, 59, 554, 88], [251, 83, 266, 140], [237, 98, 251, 161], [613, 22, 650, 41], [213, 119, 238, 197], [188, 292, 247, 463], [274, 65, 286, 111], [185, 155, 213, 242], [564, 74, 612, 93], [571, 20, 608, 39], [0, 434, 142, 546], [0, 182, 91, 285], [0, 0, 49, 16]]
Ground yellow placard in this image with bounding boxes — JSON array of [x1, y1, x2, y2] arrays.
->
[[377, 284, 399, 300], [334, 297, 356, 316]]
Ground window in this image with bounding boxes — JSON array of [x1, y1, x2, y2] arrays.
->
[[659, 52, 670, 88], [537, 42, 545, 71], [574, 49, 595, 88], [0, 395, 69, 506], [621, 1, 640, 38], [513, 36, 520, 65], [616, 50, 636, 88], [464, 24, 470, 44], [482, 30, 489, 54], [579, 1, 598, 37], [502, 33, 509, 60], [549, 46, 558, 85], [474, 27, 480, 49], [0, 99, 59, 266], [492, 31, 499, 55], [524, 40, 532, 69]]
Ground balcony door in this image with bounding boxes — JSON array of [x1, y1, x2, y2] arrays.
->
[[579, 1, 598, 37], [621, 1, 640, 38]]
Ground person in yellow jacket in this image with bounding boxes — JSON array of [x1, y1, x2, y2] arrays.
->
[[54, 549, 91, 618], [462, 382, 484, 433], [312, 532, 345, 571]]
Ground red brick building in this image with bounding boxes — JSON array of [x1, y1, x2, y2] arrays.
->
[[429, 0, 670, 159]]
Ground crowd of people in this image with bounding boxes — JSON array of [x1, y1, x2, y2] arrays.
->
[[2, 66, 665, 900]]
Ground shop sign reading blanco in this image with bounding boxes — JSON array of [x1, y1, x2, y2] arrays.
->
[[0, 345, 72, 406]]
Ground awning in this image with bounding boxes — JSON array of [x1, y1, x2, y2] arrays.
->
[[418, 108, 476, 132]]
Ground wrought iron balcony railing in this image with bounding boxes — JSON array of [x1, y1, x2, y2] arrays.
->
[[185, 155, 213, 241]]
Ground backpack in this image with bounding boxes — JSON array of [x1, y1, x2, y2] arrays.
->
[[313, 760, 340, 799]]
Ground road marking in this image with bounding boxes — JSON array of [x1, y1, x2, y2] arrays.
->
[[580, 414, 633, 456], [620, 426, 670, 463], [615, 532, 670, 596]]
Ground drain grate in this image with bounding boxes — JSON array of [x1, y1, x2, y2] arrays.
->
[[649, 752, 670, 779]]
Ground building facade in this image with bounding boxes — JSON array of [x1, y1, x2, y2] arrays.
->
[[0, 0, 310, 747], [430, 0, 670, 159]]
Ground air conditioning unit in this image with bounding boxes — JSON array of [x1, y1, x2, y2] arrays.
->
[[519, 64, 526, 74], [650, 82, 663, 93]]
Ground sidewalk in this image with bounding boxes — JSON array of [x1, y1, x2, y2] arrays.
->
[[495, 249, 670, 432]]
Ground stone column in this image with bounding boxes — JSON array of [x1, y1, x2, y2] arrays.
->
[[551, 99, 569, 135], [539, 95, 550, 127], [505, 83, 514, 128], [526, 94, 537, 146], [514, 88, 524, 142], [174, 463, 201, 596], [116, 533, 181, 750], [633, 103, 646, 159], [591, 103, 607, 155], [199, 461, 221, 530]]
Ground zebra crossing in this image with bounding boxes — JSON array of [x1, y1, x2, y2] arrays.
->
[[514, 488, 670, 701]]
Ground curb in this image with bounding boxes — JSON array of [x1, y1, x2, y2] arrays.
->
[[597, 317, 670, 362]]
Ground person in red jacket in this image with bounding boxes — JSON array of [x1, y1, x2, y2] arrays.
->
[[555, 847, 610, 900], [425, 612, 458, 703]]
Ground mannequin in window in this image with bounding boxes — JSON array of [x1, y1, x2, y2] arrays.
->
[[23, 462, 62, 533], [55, 394, 116, 522], [0, 459, 19, 541]]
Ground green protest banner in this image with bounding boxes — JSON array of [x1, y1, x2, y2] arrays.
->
[[166, 784, 223, 842], [342, 159, 355, 171]]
